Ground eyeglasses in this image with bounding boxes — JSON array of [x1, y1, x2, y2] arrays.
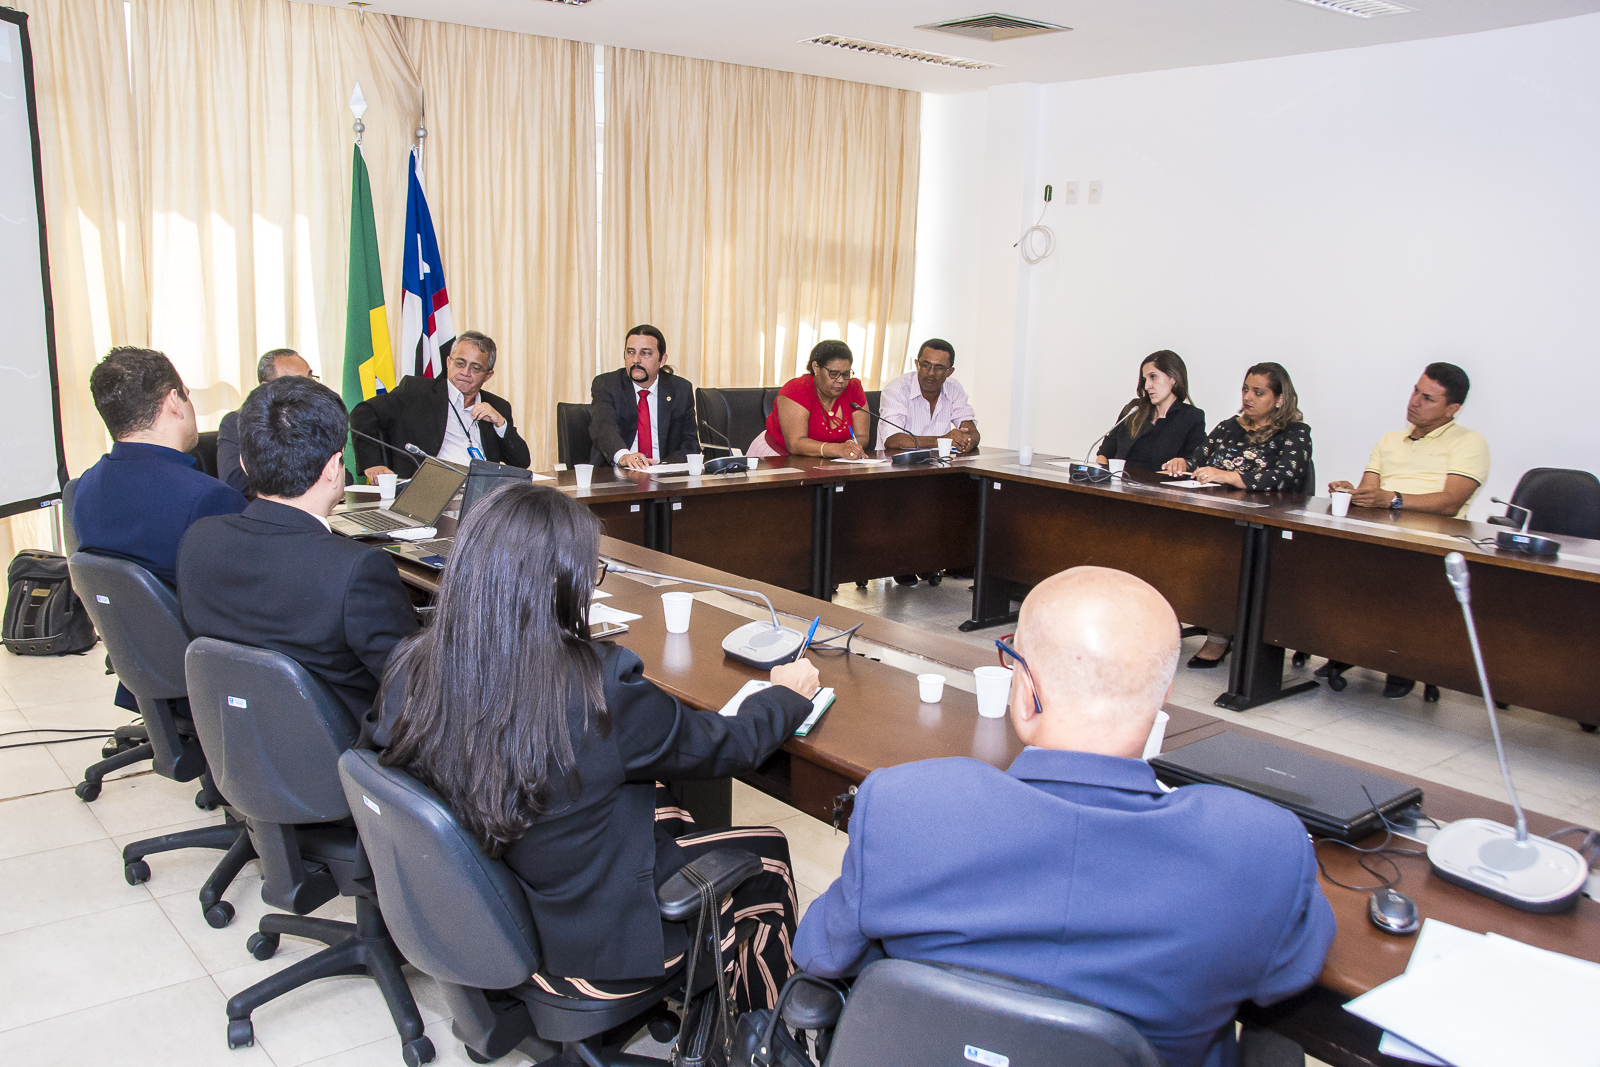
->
[[596, 559, 609, 586], [818, 367, 853, 383], [994, 637, 1044, 719], [449, 358, 490, 376], [915, 361, 952, 375]]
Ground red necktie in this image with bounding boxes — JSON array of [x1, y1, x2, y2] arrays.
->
[[636, 388, 653, 459]]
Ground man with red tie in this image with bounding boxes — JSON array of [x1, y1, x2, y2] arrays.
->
[[588, 324, 701, 470]]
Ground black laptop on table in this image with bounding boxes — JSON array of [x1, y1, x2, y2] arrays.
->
[[1150, 732, 1423, 843], [329, 458, 465, 537]]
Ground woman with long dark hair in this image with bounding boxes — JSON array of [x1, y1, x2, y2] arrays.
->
[[1094, 350, 1207, 471], [1164, 362, 1313, 667], [370, 484, 820, 1025]]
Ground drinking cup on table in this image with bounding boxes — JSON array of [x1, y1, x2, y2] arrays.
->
[[937, 438, 954, 460], [375, 472, 398, 500], [574, 464, 594, 489], [973, 665, 1013, 719], [746, 456, 761, 470], [1018, 446, 1034, 466], [1142, 710, 1171, 760], [1107, 459, 1126, 474], [917, 673, 946, 703], [687, 454, 705, 476], [1330, 491, 1352, 518], [661, 591, 694, 634]]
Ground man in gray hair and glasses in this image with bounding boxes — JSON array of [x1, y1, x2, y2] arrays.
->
[[216, 347, 316, 496]]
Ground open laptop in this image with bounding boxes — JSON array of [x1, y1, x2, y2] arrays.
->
[[329, 458, 465, 537], [383, 460, 534, 569], [1150, 732, 1423, 843]]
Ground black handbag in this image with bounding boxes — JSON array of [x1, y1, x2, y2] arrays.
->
[[732, 973, 849, 1067], [3, 550, 98, 656]]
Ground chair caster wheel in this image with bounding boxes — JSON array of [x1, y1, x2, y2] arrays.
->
[[1292, 651, 1309, 668], [75, 780, 102, 802], [1583, 723, 1598, 734], [227, 1019, 254, 1049], [247, 931, 280, 961], [124, 860, 151, 885], [203, 901, 235, 929], [101, 740, 120, 759], [1327, 675, 1347, 693], [855, 581, 867, 589], [466, 1050, 493, 1065], [1423, 685, 1441, 703], [195, 790, 220, 811], [401, 1036, 436, 1066], [649, 1015, 679, 1043]]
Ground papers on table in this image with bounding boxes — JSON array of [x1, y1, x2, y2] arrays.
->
[[587, 603, 642, 626], [1345, 919, 1600, 1067], [718, 680, 837, 735], [644, 462, 692, 474], [1162, 479, 1221, 489], [526, 471, 553, 482], [823, 458, 892, 466]]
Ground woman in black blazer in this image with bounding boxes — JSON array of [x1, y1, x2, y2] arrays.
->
[[368, 484, 819, 1017], [1095, 350, 1207, 471]]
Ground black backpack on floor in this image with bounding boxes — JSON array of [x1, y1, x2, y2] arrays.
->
[[4, 550, 99, 656]]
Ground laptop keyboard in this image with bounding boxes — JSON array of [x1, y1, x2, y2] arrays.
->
[[345, 510, 414, 531], [410, 539, 453, 556]]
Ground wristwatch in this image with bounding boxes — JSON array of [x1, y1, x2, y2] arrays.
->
[[1389, 493, 1404, 510]]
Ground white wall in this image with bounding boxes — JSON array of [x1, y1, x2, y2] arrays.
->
[[917, 14, 1600, 517]]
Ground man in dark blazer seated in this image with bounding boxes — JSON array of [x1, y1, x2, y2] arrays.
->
[[349, 330, 530, 480], [215, 347, 315, 496], [178, 376, 418, 721], [589, 324, 699, 469], [793, 567, 1335, 1067]]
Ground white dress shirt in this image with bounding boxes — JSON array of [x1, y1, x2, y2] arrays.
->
[[878, 371, 977, 440], [440, 382, 508, 465], [613, 376, 661, 465]]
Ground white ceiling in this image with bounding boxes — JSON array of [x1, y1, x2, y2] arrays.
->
[[319, 0, 1600, 92]]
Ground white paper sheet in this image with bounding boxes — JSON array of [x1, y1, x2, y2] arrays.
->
[[587, 603, 642, 625], [1162, 479, 1221, 489], [1346, 929, 1600, 1067], [1376, 920, 1486, 1064], [825, 457, 892, 466]]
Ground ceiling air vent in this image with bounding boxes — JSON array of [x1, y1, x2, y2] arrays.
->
[[802, 35, 998, 70], [1283, 0, 1414, 17], [917, 13, 1071, 42]]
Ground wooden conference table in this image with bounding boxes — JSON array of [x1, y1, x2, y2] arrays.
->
[[531, 450, 1600, 730], [377, 524, 1600, 1067]]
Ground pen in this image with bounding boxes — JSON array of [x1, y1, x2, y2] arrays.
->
[[797, 615, 821, 659]]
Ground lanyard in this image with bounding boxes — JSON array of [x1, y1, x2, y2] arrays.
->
[[451, 397, 487, 462]]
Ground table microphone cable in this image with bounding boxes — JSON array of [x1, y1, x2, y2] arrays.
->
[[1312, 787, 1430, 893], [0, 725, 124, 751]]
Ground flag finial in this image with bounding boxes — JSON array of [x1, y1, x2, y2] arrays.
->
[[349, 82, 367, 145]]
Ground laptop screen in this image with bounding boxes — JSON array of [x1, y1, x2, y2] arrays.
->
[[392, 459, 466, 523]]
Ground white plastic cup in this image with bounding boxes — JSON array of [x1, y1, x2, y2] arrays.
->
[[1018, 446, 1034, 466], [1142, 710, 1171, 760], [574, 464, 594, 489], [1330, 491, 1352, 518], [687, 453, 705, 476], [746, 456, 761, 470], [973, 665, 1013, 719], [376, 472, 398, 500], [936, 438, 954, 460], [1107, 459, 1126, 474], [917, 673, 946, 703], [661, 591, 694, 634]]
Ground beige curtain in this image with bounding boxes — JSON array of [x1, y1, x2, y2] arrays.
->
[[403, 20, 595, 472], [603, 49, 919, 392], [130, 0, 420, 423]]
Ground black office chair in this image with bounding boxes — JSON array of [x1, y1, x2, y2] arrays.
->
[[337, 747, 771, 1065], [184, 638, 432, 1063], [556, 402, 594, 468], [190, 430, 219, 478], [696, 386, 774, 457], [1488, 467, 1600, 539], [862, 390, 882, 453]]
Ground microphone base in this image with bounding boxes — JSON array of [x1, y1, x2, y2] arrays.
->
[[1495, 530, 1560, 556], [890, 449, 940, 467], [722, 621, 805, 670], [1426, 818, 1587, 912], [702, 456, 749, 475]]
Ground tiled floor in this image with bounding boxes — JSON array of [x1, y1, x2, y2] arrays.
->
[[2, 579, 1595, 1065]]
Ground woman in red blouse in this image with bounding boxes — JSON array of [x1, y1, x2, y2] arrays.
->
[[751, 340, 871, 458]]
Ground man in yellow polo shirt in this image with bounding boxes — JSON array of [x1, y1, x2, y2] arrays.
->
[[1326, 362, 1489, 698]]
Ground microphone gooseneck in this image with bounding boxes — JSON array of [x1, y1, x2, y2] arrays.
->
[[1086, 405, 1139, 466], [1442, 552, 1528, 842], [850, 402, 916, 442], [349, 427, 424, 473], [605, 561, 784, 633]]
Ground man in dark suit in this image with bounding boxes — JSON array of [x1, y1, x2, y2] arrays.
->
[[215, 348, 315, 496], [178, 376, 418, 721], [589, 324, 699, 469], [349, 330, 530, 479], [793, 567, 1335, 1067]]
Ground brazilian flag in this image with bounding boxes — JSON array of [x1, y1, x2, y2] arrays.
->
[[342, 143, 395, 472]]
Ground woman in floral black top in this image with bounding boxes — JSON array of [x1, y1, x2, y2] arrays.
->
[[1162, 362, 1313, 667]]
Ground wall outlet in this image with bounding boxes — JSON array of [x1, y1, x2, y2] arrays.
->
[[1088, 180, 1103, 204], [1062, 181, 1079, 204]]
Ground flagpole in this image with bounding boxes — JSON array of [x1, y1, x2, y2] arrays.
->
[[415, 91, 427, 186]]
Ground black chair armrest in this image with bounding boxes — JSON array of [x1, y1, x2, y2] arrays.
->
[[1238, 1025, 1305, 1067], [658, 848, 763, 922], [779, 973, 850, 1031]]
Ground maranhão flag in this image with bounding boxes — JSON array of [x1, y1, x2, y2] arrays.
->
[[400, 148, 454, 379], [342, 141, 396, 414]]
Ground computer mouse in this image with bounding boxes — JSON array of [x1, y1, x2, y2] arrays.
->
[[1368, 887, 1420, 936]]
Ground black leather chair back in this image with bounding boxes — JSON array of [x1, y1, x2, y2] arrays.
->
[[68, 552, 200, 779], [61, 477, 80, 556], [190, 431, 219, 478], [556, 402, 593, 467], [184, 638, 357, 825], [697, 387, 774, 456], [1509, 468, 1600, 539], [338, 749, 543, 989], [826, 959, 1164, 1067], [863, 390, 882, 452]]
